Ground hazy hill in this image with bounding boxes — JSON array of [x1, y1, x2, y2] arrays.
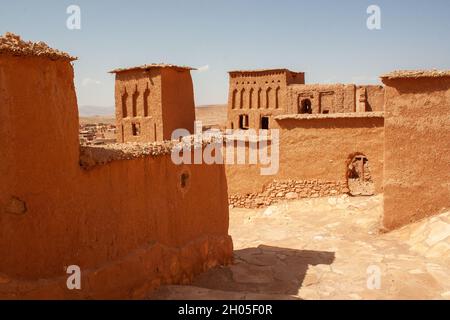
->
[[78, 105, 114, 117], [78, 104, 228, 128]]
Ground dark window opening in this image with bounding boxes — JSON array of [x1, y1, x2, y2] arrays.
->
[[143, 86, 150, 117], [121, 91, 128, 118], [232, 89, 238, 109], [132, 90, 139, 117], [261, 116, 269, 130], [299, 99, 312, 114], [180, 172, 189, 188], [132, 123, 141, 136], [322, 110, 330, 114], [239, 114, 249, 130]]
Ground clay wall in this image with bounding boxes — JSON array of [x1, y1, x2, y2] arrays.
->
[[381, 74, 450, 230], [365, 85, 385, 112], [114, 69, 163, 142], [225, 114, 385, 198], [0, 54, 232, 299], [287, 84, 356, 114], [161, 68, 196, 139]]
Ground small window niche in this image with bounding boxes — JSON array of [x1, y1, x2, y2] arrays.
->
[[261, 116, 269, 130], [132, 122, 141, 136], [239, 114, 249, 130]]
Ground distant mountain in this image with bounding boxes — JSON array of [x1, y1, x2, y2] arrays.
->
[[78, 105, 114, 117]]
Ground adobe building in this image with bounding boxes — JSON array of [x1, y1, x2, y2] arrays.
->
[[225, 66, 450, 233], [227, 69, 305, 130], [1, 32, 449, 300], [225, 68, 386, 205], [0, 33, 232, 299], [110, 64, 196, 142], [227, 68, 384, 130]]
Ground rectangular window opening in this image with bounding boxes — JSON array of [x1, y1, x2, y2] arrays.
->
[[261, 116, 269, 130], [132, 122, 141, 136], [239, 114, 249, 130]]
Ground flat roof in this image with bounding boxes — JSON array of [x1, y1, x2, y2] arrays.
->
[[381, 70, 450, 80], [0, 32, 77, 61], [275, 112, 385, 121], [228, 68, 303, 74], [109, 63, 196, 74]]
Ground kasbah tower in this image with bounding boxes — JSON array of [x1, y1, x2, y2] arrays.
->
[[110, 64, 196, 142]]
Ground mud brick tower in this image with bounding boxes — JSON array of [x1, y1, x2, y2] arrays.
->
[[110, 64, 196, 142]]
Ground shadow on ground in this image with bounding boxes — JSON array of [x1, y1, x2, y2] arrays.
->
[[190, 245, 335, 297]]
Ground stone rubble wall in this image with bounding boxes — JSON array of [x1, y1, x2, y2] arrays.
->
[[229, 179, 349, 208]]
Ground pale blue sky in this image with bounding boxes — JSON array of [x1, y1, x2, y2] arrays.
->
[[1, 0, 450, 107]]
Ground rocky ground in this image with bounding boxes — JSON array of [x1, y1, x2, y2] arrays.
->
[[151, 195, 450, 300]]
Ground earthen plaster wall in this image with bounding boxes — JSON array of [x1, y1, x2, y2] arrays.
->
[[161, 68, 196, 138], [225, 115, 385, 196], [0, 54, 232, 299], [287, 84, 357, 114], [114, 67, 195, 142], [114, 69, 163, 142], [382, 75, 450, 230], [365, 85, 385, 112]]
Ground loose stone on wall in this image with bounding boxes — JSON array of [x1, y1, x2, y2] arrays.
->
[[229, 179, 349, 208]]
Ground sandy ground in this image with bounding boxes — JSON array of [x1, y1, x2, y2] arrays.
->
[[151, 195, 450, 300], [194, 105, 227, 128]]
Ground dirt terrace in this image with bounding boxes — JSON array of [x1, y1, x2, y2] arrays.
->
[[152, 195, 450, 300]]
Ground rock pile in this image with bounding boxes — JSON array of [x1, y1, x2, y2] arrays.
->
[[0, 32, 76, 61], [229, 179, 349, 208]]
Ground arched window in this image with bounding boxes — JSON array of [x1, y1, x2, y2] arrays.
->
[[275, 87, 280, 109], [249, 88, 254, 109], [121, 90, 128, 118], [266, 87, 272, 108], [240, 88, 246, 109], [132, 88, 139, 117], [346, 153, 375, 196], [257, 88, 262, 109], [143, 85, 150, 117], [232, 89, 238, 109]]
